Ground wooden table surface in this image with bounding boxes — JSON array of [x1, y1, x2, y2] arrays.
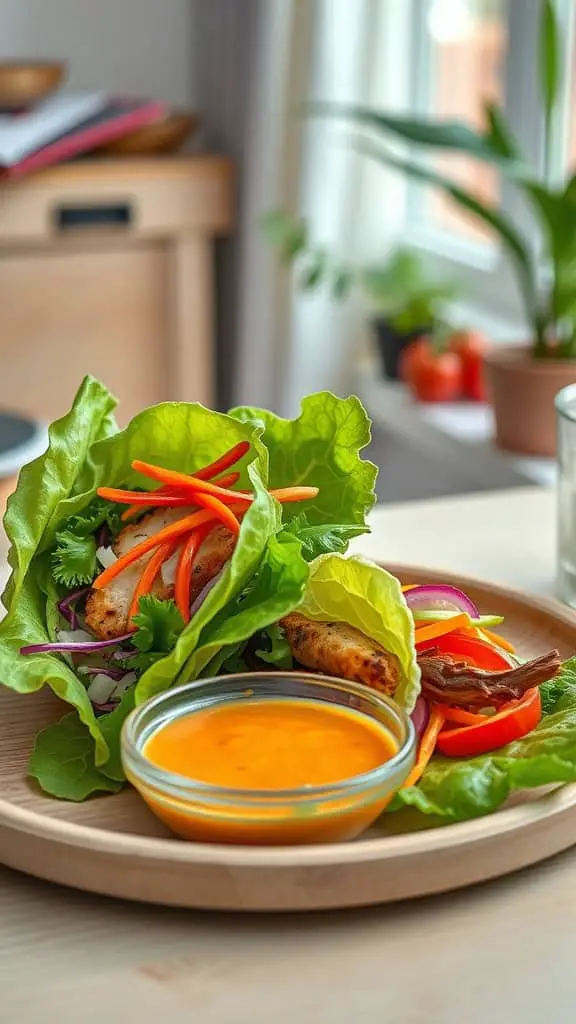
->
[[2, 486, 574, 1024]]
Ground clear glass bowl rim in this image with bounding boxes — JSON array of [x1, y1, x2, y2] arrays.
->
[[121, 672, 416, 807]]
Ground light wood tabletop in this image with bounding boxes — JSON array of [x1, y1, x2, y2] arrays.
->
[[2, 486, 574, 1024]]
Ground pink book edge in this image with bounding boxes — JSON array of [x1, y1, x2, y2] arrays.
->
[[3, 99, 168, 178]]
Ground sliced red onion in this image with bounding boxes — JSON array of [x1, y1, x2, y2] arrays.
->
[[20, 632, 133, 656], [78, 665, 126, 680], [189, 566, 226, 618], [404, 584, 479, 620], [57, 587, 90, 630], [411, 696, 430, 740]]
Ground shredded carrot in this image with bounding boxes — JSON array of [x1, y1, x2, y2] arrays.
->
[[131, 460, 248, 504], [99, 487, 190, 507], [118, 471, 242, 522], [174, 525, 213, 622], [414, 613, 469, 646], [128, 541, 178, 624], [403, 707, 445, 788], [187, 491, 240, 534], [479, 627, 516, 654], [402, 584, 418, 592], [269, 486, 319, 504], [432, 704, 489, 727], [131, 461, 319, 508], [92, 509, 219, 590], [192, 441, 250, 481]]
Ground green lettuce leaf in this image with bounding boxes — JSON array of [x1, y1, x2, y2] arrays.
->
[[230, 391, 377, 528], [392, 657, 576, 822], [296, 553, 420, 711], [2, 375, 118, 614], [29, 689, 135, 800], [134, 467, 309, 703]]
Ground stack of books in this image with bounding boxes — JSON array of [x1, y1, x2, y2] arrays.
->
[[0, 93, 167, 179]]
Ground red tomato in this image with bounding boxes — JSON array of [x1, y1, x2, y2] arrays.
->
[[436, 688, 541, 757], [419, 631, 513, 671], [449, 330, 489, 402], [400, 337, 463, 403]]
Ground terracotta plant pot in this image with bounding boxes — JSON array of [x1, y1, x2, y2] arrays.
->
[[484, 347, 576, 457]]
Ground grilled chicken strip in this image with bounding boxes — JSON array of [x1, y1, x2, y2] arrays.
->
[[84, 508, 235, 640], [281, 613, 401, 697], [281, 616, 562, 711]]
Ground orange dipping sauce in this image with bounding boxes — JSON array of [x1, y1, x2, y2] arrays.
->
[[144, 698, 397, 790], [132, 697, 405, 846]]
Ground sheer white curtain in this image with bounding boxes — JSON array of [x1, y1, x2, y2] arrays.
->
[[234, 0, 373, 415]]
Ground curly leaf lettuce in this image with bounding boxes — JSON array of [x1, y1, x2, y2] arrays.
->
[[230, 392, 377, 530], [297, 553, 420, 711], [2, 375, 118, 615], [392, 658, 576, 822]]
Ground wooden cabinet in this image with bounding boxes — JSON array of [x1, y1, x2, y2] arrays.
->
[[0, 157, 233, 424]]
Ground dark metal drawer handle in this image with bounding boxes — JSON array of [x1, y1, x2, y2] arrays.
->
[[53, 203, 133, 230]]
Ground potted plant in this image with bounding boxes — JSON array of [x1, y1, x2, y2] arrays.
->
[[262, 212, 459, 379], [306, 0, 575, 455]]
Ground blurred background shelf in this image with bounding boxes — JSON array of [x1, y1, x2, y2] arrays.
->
[[0, 156, 233, 426]]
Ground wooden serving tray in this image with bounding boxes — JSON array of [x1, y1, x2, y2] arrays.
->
[[0, 565, 575, 912]]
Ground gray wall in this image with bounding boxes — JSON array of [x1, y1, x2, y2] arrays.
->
[[0, 0, 195, 106]]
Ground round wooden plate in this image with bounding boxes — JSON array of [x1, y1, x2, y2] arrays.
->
[[1, 565, 575, 912]]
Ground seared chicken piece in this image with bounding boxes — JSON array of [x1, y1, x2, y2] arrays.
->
[[281, 613, 401, 696], [85, 508, 235, 640]]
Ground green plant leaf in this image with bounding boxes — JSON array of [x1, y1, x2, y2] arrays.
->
[[306, 102, 529, 170], [483, 100, 521, 159], [356, 138, 539, 342], [261, 210, 307, 263], [331, 267, 353, 299], [540, 0, 561, 134], [299, 252, 326, 290]]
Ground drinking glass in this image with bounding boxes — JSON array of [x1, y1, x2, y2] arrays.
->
[[556, 384, 576, 607]]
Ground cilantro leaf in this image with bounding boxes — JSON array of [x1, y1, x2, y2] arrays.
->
[[50, 530, 97, 587], [131, 595, 185, 654], [285, 512, 368, 561], [66, 495, 124, 539]]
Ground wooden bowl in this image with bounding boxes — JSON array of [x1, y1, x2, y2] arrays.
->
[[96, 111, 199, 157], [0, 61, 66, 110]]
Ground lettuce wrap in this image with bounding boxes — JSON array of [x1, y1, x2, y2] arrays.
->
[[0, 378, 377, 799]]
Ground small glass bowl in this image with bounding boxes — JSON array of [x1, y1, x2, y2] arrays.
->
[[121, 673, 416, 846]]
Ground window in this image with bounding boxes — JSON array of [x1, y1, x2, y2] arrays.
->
[[361, 0, 576, 332]]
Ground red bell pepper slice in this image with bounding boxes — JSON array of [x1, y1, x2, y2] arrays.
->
[[435, 687, 542, 758]]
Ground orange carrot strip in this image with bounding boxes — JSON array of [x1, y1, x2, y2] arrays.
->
[[189, 492, 240, 534], [128, 540, 178, 625], [414, 613, 469, 646], [402, 584, 418, 592], [432, 705, 489, 728], [192, 441, 250, 481], [92, 510, 218, 590], [132, 463, 320, 507], [174, 525, 213, 623], [478, 628, 516, 654], [403, 707, 445, 788], [99, 488, 191, 507], [118, 471, 242, 522], [131, 460, 247, 504]]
